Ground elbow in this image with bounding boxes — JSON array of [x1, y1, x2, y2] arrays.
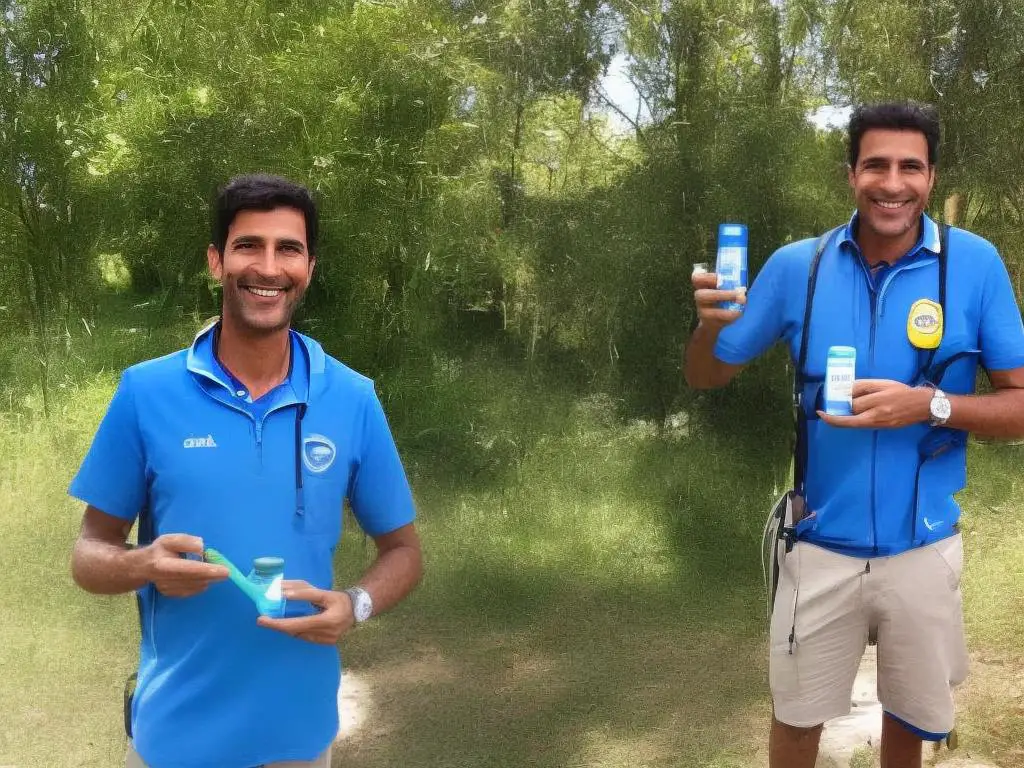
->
[[70, 548, 92, 593], [410, 546, 425, 591], [685, 373, 717, 390], [683, 348, 734, 390], [69, 539, 108, 595], [70, 539, 84, 586], [70, 542, 99, 594], [684, 368, 731, 390]]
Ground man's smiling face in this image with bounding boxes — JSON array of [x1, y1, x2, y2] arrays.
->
[[207, 206, 315, 336], [848, 128, 935, 242]]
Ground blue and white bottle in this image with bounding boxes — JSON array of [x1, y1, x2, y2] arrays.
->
[[824, 346, 856, 416], [716, 223, 748, 311]]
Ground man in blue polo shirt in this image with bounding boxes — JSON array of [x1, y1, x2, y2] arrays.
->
[[69, 174, 423, 768], [685, 102, 1024, 767]]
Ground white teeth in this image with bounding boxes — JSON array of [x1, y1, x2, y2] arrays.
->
[[875, 200, 907, 209], [245, 287, 283, 297]]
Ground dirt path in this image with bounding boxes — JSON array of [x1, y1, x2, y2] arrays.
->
[[815, 646, 1000, 768], [336, 670, 371, 741]]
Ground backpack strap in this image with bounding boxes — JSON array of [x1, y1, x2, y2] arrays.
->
[[916, 223, 951, 384], [793, 226, 843, 494]]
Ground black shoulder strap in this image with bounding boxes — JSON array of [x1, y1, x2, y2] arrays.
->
[[940, 223, 949, 311], [793, 226, 843, 492], [917, 222, 951, 384], [795, 227, 842, 396]]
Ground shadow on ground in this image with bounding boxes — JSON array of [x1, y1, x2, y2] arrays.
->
[[328, 416, 781, 768], [333, 575, 770, 768]]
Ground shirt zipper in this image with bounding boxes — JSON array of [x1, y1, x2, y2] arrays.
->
[[192, 370, 302, 472], [861, 259, 880, 555], [864, 253, 933, 555]]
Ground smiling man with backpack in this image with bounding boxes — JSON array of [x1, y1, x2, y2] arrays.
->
[[684, 102, 1024, 767]]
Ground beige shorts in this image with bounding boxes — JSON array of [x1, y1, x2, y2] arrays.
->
[[769, 534, 969, 736], [126, 741, 332, 768]]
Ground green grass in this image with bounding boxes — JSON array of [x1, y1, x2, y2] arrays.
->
[[1, 316, 1023, 767], [948, 441, 1024, 766], [0, 291, 208, 417], [849, 747, 875, 768], [0, 404, 139, 767]]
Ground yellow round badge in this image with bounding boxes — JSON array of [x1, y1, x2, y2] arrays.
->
[[907, 299, 943, 350]]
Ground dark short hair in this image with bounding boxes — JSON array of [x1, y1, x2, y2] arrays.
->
[[211, 174, 318, 256], [847, 101, 941, 168]]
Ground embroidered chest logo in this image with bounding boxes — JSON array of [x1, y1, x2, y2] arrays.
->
[[183, 434, 218, 449], [303, 434, 337, 473]]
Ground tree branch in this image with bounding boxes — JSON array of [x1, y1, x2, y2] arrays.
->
[[593, 84, 649, 146], [626, 70, 658, 124], [585, 122, 635, 166], [131, 0, 160, 39]]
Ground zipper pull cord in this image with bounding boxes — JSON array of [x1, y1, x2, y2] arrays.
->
[[295, 403, 308, 516]]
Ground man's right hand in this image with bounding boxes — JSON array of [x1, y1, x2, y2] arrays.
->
[[141, 534, 229, 597], [693, 270, 746, 329]]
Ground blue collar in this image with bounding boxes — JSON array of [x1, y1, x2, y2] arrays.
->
[[839, 211, 942, 261], [186, 321, 311, 407]]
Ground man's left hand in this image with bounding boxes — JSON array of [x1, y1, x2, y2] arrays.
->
[[818, 379, 932, 429], [256, 580, 354, 645]]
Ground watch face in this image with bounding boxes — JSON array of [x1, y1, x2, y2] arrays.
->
[[351, 590, 373, 621], [356, 600, 372, 621], [932, 396, 952, 420]]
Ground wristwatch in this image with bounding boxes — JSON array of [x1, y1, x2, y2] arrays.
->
[[928, 387, 952, 426], [344, 587, 373, 623]]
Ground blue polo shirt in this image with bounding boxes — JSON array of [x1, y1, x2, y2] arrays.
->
[[69, 323, 417, 768], [716, 213, 1024, 557]]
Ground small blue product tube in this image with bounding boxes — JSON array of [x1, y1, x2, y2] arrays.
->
[[205, 548, 288, 618], [824, 346, 856, 416], [248, 557, 287, 618], [716, 223, 748, 311]]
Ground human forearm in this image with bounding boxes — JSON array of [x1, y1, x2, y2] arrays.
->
[[684, 323, 738, 389], [947, 388, 1024, 438], [71, 537, 151, 595], [355, 535, 423, 617], [685, 272, 748, 389], [820, 381, 1024, 437]]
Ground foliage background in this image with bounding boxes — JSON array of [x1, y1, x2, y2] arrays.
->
[[3, 1, 1024, 766]]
